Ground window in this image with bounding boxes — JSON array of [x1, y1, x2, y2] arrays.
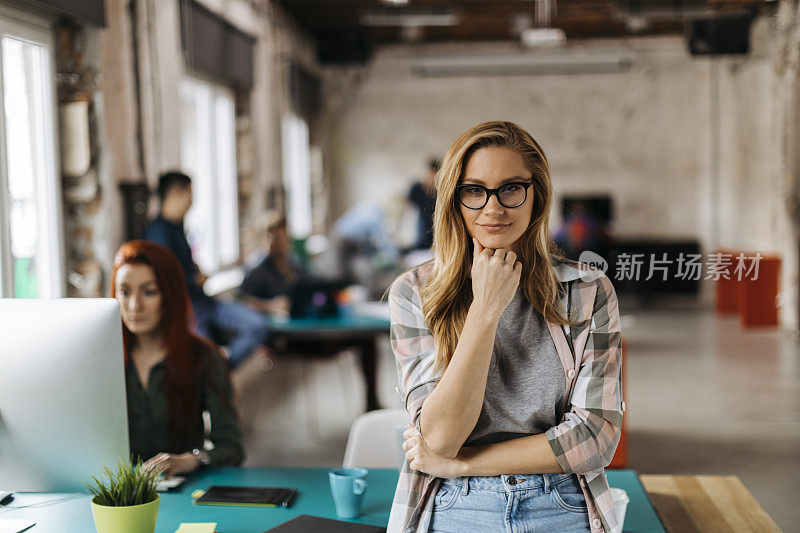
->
[[281, 113, 312, 239], [179, 76, 239, 273], [0, 11, 63, 298]]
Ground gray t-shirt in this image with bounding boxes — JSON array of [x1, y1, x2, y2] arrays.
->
[[465, 288, 566, 447]]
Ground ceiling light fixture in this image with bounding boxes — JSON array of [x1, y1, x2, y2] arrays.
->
[[360, 7, 459, 27], [521, 27, 566, 47], [516, 0, 566, 48], [410, 50, 635, 77]]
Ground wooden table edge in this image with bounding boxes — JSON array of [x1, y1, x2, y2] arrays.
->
[[639, 474, 782, 533]]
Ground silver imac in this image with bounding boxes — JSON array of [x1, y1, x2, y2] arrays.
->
[[0, 298, 130, 492]]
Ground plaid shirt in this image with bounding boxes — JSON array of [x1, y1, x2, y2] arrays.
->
[[386, 256, 624, 533]]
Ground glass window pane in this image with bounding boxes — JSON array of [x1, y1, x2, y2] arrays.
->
[[214, 89, 238, 265], [282, 113, 312, 239], [180, 78, 217, 273], [2, 36, 49, 298], [180, 76, 239, 273]]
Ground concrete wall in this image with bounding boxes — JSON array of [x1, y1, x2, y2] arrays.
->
[[324, 38, 714, 241]]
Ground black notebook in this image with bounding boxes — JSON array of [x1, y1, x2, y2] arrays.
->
[[264, 515, 386, 533], [194, 486, 297, 507]]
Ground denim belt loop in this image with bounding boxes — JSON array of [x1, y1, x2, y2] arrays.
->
[[543, 473, 552, 494], [460, 477, 470, 496]]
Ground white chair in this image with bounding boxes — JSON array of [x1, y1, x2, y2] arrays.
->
[[343, 408, 411, 468]]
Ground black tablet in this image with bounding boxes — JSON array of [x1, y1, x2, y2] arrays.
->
[[194, 486, 297, 507]]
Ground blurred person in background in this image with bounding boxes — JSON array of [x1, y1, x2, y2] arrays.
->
[[144, 171, 271, 369], [240, 215, 307, 316], [408, 158, 440, 250], [317, 201, 400, 298], [112, 240, 243, 476]]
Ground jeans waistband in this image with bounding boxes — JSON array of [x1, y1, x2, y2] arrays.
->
[[441, 472, 575, 494]]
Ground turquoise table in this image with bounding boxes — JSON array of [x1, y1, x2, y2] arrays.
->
[[267, 315, 390, 335], [605, 470, 666, 532], [0, 468, 664, 532]]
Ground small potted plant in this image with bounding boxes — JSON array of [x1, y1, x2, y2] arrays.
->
[[86, 461, 160, 533]]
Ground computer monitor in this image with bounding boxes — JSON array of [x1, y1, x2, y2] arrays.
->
[[290, 279, 349, 319], [0, 298, 130, 492], [560, 195, 613, 225]]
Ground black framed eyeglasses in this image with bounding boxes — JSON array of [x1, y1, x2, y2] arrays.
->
[[455, 181, 534, 210]]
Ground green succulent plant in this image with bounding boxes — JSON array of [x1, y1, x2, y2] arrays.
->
[[86, 461, 159, 507]]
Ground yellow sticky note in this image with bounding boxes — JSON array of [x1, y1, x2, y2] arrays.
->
[[175, 523, 217, 533]]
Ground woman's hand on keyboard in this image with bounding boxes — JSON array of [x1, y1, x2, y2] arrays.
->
[[143, 452, 200, 478]]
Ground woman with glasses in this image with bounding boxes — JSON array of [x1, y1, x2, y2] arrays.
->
[[387, 121, 624, 533]]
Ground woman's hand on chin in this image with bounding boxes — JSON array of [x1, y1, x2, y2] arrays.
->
[[402, 425, 465, 479]]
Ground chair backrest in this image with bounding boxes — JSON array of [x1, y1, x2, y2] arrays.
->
[[343, 408, 411, 469]]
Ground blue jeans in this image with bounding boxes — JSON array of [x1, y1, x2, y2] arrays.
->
[[429, 473, 591, 533], [194, 299, 270, 368]]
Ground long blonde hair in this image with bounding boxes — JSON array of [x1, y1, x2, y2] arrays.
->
[[420, 120, 579, 372]]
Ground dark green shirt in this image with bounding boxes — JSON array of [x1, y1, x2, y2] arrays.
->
[[125, 344, 244, 467]]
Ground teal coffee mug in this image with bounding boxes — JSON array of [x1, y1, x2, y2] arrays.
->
[[329, 467, 368, 519]]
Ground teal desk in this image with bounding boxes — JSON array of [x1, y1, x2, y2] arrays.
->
[[267, 315, 390, 335], [267, 315, 390, 411], [1, 468, 664, 532], [605, 470, 666, 532]]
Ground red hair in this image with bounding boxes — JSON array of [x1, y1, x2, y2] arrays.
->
[[111, 240, 214, 446]]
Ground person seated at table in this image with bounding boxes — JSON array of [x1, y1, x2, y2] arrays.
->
[[144, 171, 271, 369], [240, 216, 307, 317], [325, 201, 400, 298], [112, 240, 244, 476]]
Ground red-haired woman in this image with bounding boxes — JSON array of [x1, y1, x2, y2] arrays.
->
[[111, 240, 244, 476]]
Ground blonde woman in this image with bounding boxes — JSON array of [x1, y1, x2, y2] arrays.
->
[[387, 121, 624, 533]]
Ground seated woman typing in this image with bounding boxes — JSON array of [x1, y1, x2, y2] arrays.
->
[[112, 240, 244, 476]]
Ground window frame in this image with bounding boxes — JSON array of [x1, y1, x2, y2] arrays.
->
[[0, 6, 64, 298]]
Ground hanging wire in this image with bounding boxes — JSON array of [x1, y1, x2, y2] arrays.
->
[[0, 493, 85, 511]]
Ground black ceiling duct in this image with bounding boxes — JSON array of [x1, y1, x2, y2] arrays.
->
[[317, 28, 373, 65], [686, 14, 754, 56]]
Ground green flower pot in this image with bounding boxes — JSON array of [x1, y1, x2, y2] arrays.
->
[[91, 493, 160, 533]]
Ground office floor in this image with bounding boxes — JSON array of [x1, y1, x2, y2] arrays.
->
[[232, 302, 800, 532]]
